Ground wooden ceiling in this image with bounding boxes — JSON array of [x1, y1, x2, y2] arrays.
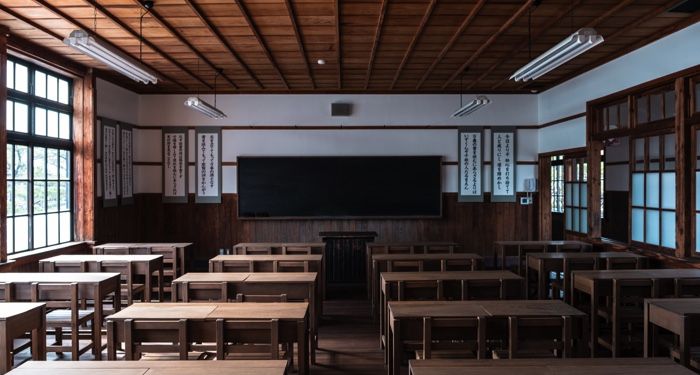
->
[[0, 0, 698, 94]]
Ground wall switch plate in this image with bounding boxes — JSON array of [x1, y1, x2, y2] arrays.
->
[[520, 197, 532, 205]]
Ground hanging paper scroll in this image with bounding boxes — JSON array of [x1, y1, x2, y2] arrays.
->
[[119, 122, 134, 205], [195, 127, 222, 203], [491, 127, 517, 202], [102, 119, 118, 207], [162, 127, 188, 203], [458, 127, 484, 202]]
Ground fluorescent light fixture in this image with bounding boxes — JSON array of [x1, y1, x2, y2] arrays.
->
[[64, 29, 158, 84], [510, 28, 604, 82], [451, 96, 490, 117], [184, 97, 227, 119]]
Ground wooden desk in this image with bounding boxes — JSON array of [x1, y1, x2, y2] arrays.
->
[[14, 360, 289, 375], [0, 273, 121, 360], [408, 358, 694, 375], [233, 242, 325, 255], [106, 303, 306, 374], [645, 298, 700, 367], [526, 252, 647, 300], [40, 254, 164, 302], [380, 271, 522, 353], [0, 303, 46, 374], [172, 272, 319, 362], [388, 300, 585, 375], [370, 253, 482, 317], [494, 240, 591, 270], [93, 242, 193, 278], [572, 269, 700, 357]]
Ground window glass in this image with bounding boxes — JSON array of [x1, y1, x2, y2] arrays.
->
[[34, 71, 46, 98], [646, 210, 660, 246], [632, 208, 644, 242], [14, 63, 28, 93]]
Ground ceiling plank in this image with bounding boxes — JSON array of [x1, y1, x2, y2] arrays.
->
[[80, 0, 210, 89], [414, 0, 486, 90], [363, 0, 389, 90], [18, 0, 187, 90], [234, 0, 289, 90], [547, 0, 699, 89], [283, 0, 314, 89], [389, 0, 436, 90], [335, 0, 342, 89], [128, 0, 238, 89], [441, 0, 534, 90], [6, 33, 87, 78], [468, 1, 581, 90]]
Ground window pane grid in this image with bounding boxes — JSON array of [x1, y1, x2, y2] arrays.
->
[[565, 157, 588, 234]]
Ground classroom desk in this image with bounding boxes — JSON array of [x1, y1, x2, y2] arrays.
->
[[232, 242, 325, 255], [39, 254, 164, 302], [172, 272, 319, 362], [408, 358, 694, 375], [526, 252, 647, 300], [572, 269, 700, 357], [388, 300, 586, 375], [13, 360, 288, 375], [370, 253, 483, 317], [0, 273, 121, 360], [0, 303, 46, 374], [106, 303, 306, 374], [644, 298, 700, 367], [380, 271, 522, 352], [93, 242, 193, 279], [494, 240, 591, 271]]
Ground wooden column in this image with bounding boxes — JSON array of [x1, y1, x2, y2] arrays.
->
[[675, 77, 692, 258], [0, 27, 8, 263], [587, 103, 602, 239], [538, 155, 552, 240], [73, 69, 95, 241]]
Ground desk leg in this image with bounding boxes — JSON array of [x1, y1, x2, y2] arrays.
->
[[1, 324, 10, 375], [310, 282, 317, 365], [144, 265, 152, 303], [680, 316, 690, 368], [538, 260, 546, 300], [590, 283, 598, 358], [391, 318, 401, 375], [157, 267, 164, 302], [106, 320, 116, 360], [297, 319, 308, 375], [371, 261, 378, 319], [94, 286, 104, 360], [644, 301, 652, 358], [32, 310, 46, 361]]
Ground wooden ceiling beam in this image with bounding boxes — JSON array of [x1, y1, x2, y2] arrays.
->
[[283, 0, 314, 89], [467, 1, 582, 90], [129, 0, 238, 90], [548, 0, 699, 89], [389, 0, 436, 90], [415, 0, 486, 90], [79, 0, 207, 89], [184, 0, 262, 89], [441, 0, 534, 90], [6, 34, 87, 78], [15, 0, 187, 89], [364, 0, 389, 90], [335, 0, 342, 89], [234, 0, 289, 90]]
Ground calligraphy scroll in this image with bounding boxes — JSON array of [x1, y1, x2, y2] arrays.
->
[[102, 119, 118, 207], [119, 122, 134, 205], [458, 127, 484, 202], [491, 127, 517, 202], [162, 127, 188, 203], [195, 127, 222, 203]]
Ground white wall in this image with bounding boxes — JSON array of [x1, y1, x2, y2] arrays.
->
[[96, 79, 139, 124]]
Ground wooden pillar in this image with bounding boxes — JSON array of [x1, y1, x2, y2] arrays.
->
[[73, 69, 95, 241], [587, 103, 602, 239], [675, 77, 692, 258], [538, 155, 552, 240], [0, 27, 8, 263]]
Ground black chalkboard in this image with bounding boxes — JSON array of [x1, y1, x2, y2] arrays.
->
[[237, 156, 442, 218]]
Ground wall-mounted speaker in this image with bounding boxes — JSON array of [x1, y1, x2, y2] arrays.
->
[[331, 102, 352, 117]]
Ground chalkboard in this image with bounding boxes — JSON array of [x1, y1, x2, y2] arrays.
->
[[237, 156, 442, 218]]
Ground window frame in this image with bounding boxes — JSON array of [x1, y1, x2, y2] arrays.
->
[[564, 156, 588, 235], [6, 56, 74, 254], [550, 155, 564, 214]]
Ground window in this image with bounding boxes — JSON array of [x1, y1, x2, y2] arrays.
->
[[550, 155, 564, 213], [564, 157, 587, 234], [600, 149, 605, 219], [600, 100, 629, 132], [631, 134, 675, 250], [636, 86, 676, 125], [696, 129, 700, 253], [6, 58, 73, 254]]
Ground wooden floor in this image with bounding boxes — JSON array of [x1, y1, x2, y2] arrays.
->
[[13, 299, 388, 374]]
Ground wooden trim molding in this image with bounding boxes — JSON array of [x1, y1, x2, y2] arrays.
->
[[132, 124, 541, 131], [0, 26, 8, 263], [538, 155, 552, 240], [537, 112, 586, 129], [676, 77, 692, 258], [73, 70, 96, 241]]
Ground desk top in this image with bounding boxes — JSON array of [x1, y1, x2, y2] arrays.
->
[[573, 269, 700, 280], [646, 298, 700, 315], [372, 253, 482, 261], [13, 360, 288, 375], [234, 242, 324, 248], [527, 252, 645, 260], [0, 272, 120, 283], [494, 240, 590, 246], [41, 254, 163, 262], [389, 300, 584, 319], [0, 302, 45, 320], [93, 243, 193, 249], [173, 272, 317, 284], [107, 302, 308, 321], [210, 254, 323, 262], [408, 358, 693, 375], [381, 270, 521, 283], [174, 273, 249, 283], [368, 242, 459, 247]]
